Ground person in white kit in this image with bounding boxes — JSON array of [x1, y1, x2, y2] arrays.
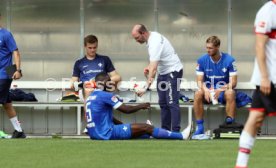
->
[[131, 24, 186, 132], [235, 1, 276, 168]]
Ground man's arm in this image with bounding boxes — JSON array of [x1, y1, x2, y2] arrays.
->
[[256, 34, 270, 95], [108, 70, 121, 83], [146, 61, 158, 88], [219, 75, 237, 91], [70, 76, 79, 90], [136, 61, 158, 97], [197, 75, 211, 102], [117, 103, 150, 114], [12, 50, 22, 80]]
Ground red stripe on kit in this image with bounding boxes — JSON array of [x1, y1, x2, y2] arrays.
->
[[249, 108, 265, 112], [267, 30, 276, 39], [239, 147, 251, 154], [235, 166, 248, 168], [268, 112, 276, 117]]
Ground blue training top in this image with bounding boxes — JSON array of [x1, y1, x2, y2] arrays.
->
[[0, 28, 18, 79], [196, 52, 237, 89], [86, 89, 122, 140], [72, 54, 115, 82]]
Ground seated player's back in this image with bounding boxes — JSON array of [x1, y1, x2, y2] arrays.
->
[[86, 89, 122, 140]]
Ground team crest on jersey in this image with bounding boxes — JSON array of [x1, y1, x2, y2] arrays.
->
[[258, 21, 266, 28], [222, 67, 227, 73], [111, 96, 118, 103], [98, 63, 103, 67], [196, 64, 200, 70]]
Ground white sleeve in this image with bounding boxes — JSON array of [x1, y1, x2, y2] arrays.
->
[[254, 7, 272, 34]]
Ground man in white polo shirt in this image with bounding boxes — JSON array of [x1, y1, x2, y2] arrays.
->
[[235, 1, 276, 167], [131, 24, 185, 132]]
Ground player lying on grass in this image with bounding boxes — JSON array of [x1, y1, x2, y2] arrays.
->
[[85, 72, 193, 140]]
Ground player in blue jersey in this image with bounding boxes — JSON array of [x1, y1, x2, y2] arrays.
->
[[193, 36, 238, 137], [71, 34, 121, 99], [0, 13, 26, 138], [71, 35, 121, 134], [86, 72, 193, 140]]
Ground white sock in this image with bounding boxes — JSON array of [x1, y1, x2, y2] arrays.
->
[[10, 116, 23, 132], [236, 131, 255, 167]]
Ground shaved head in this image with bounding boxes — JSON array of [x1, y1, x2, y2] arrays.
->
[[131, 24, 149, 44]]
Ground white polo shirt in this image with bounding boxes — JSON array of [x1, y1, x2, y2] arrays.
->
[[251, 0, 276, 85], [147, 32, 183, 75]]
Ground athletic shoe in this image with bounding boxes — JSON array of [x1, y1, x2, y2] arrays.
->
[[192, 134, 211, 140], [235, 166, 248, 168], [0, 131, 11, 139], [146, 119, 153, 125], [193, 125, 204, 136], [182, 123, 193, 140], [83, 127, 88, 135], [11, 130, 26, 138]]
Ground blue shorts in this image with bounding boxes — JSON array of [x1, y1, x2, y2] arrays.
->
[[0, 79, 12, 104], [110, 124, 132, 140]]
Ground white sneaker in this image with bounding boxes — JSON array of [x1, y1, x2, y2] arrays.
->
[[181, 123, 193, 140], [83, 128, 88, 135], [146, 119, 153, 125], [192, 134, 211, 140]]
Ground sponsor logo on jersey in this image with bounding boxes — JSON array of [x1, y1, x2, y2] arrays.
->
[[83, 69, 102, 74], [222, 68, 227, 73], [111, 96, 118, 103], [98, 63, 103, 67], [258, 21, 266, 28], [83, 65, 88, 68]]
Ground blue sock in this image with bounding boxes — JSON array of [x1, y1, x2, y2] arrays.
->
[[194, 119, 204, 135], [225, 116, 235, 124], [152, 128, 183, 140]]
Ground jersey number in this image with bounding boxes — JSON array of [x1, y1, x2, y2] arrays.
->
[[86, 102, 92, 123]]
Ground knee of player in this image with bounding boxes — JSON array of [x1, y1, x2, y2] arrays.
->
[[144, 124, 154, 133], [224, 90, 235, 101], [194, 90, 204, 101], [255, 115, 265, 127]]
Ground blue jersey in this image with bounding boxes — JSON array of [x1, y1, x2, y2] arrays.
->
[[0, 28, 18, 79], [72, 54, 115, 82], [86, 89, 123, 140], [196, 53, 237, 89]]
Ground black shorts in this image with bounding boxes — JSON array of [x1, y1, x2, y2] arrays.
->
[[250, 83, 276, 116], [0, 79, 12, 104]]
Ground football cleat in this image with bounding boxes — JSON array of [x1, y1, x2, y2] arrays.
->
[[11, 130, 26, 138]]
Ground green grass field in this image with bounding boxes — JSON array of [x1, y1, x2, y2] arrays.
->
[[0, 139, 275, 168]]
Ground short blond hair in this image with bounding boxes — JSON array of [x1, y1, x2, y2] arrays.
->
[[206, 36, 220, 47]]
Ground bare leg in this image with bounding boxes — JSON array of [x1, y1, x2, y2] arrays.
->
[[131, 123, 154, 138], [243, 111, 265, 136], [130, 123, 187, 140], [3, 103, 25, 138], [235, 111, 265, 167], [3, 103, 16, 118], [224, 89, 236, 119], [193, 90, 205, 120]]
